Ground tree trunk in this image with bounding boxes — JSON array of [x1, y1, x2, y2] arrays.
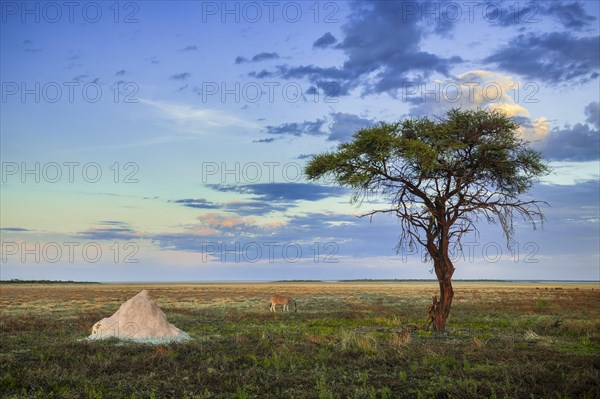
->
[[431, 256, 455, 332]]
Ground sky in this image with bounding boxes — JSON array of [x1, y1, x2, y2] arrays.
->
[[1, 0, 599, 282]]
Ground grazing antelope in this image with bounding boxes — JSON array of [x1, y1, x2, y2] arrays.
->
[[269, 295, 297, 312]]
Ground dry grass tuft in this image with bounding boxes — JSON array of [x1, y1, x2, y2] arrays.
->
[[391, 330, 412, 347]]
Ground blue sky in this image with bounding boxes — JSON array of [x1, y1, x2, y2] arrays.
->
[[1, 1, 599, 281]]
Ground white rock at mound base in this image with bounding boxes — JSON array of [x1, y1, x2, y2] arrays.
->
[[88, 290, 191, 343]]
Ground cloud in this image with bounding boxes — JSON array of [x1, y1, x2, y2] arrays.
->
[[235, 52, 280, 64], [247, 69, 272, 79], [147, 210, 401, 263], [207, 182, 346, 202], [328, 112, 375, 142], [531, 180, 599, 225], [517, 102, 600, 161], [545, 2, 596, 30], [23, 40, 42, 53], [407, 70, 540, 139], [140, 99, 260, 133], [170, 198, 221, 209], [247, 1, 463, 96], [170, 188, 344, 219], [179, 45, 197, 52], [149, 213, 283, 254], [64, 53, 83, 69], [585, 101, 599, 129], [334, 1, 463, 92], [77, 221, 142, 240], [223, 201, 291, 216], [518, 117, 550, 143], [170, 72, 191, 80], [170, 197, 294, 216], [512, 115, 550, 143], [0, 227, 31, 232], [273, 65, 355, 96], [252, 52, 280, 62], [313, 32, 337, 48], [540, 123, 599, 162], [115, 70, 127, 76], [484, 32, 600, 84], [261, 113, 374, 142], [265, 119, 326, 136], [253, 137, 277, 143], [149, 181, 599, 276], [195, 213, 260, 232], [494, 2, 596, 31], [402, 69, 558, 145]]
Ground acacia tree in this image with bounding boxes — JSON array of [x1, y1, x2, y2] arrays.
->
[[305, 109, 550, 331]]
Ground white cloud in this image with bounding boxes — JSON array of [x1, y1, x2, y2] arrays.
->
[[140, 99, 260, 134]]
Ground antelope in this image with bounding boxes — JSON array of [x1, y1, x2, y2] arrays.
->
[[269, 295, 297, 312]]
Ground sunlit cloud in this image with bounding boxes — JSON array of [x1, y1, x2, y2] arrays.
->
[[409, 70, 530, 117], [409, 70, 550, 141], [518, 116, 550, 142]]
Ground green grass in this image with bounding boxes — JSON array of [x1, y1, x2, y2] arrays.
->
[[1, 283, 599, 398]]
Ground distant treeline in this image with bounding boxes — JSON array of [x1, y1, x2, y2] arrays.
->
[[0, 279, 101, 284], [339, 279, 507, 282], [272, 279, 510, 283]]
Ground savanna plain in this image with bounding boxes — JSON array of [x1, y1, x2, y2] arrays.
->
[[1, 281, 598, 399]]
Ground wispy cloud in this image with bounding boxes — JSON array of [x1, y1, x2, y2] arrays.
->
[[170, 198, 221, 209], [265, 119, 325, 137], [207, 182, 346, 202], [235, 52, 280, 64], [260, 113, 373, 142], [23, 40, 42, 53], [179, 45, 197, 52], [140, 99, 260, 133], [170, 72, 191, 80], [0, 227, 32, 232], [253, 137, 277, 143], [170, 197, 294, 216], [170, 183, 347, 217], [77, 221, 143, 240]]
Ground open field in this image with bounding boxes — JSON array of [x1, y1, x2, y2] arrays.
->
[[1, 281, 599, 398]]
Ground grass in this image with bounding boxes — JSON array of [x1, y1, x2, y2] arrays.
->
[[1, 282, 599, 398]]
